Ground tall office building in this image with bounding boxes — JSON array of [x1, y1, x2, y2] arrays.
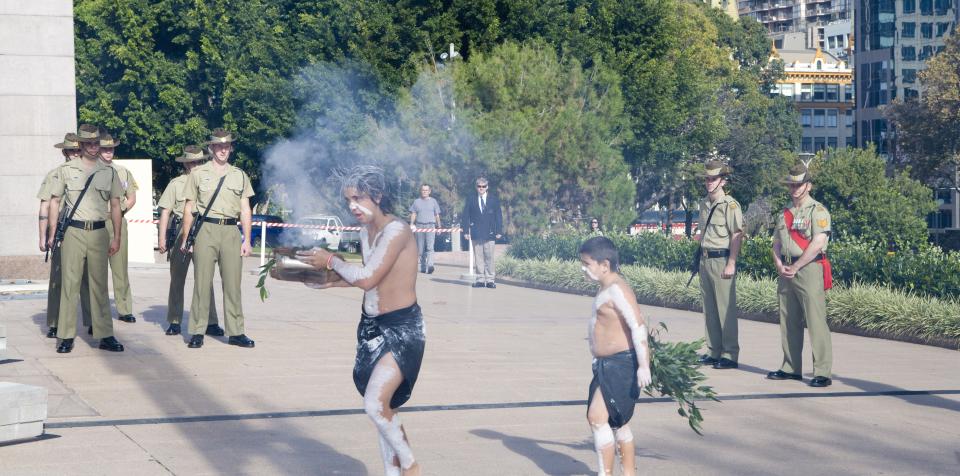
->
[[854, 0, 958, 155], [740, 0, 854, 48]]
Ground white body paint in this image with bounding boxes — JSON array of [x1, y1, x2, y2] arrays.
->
[[582, 265, 599, 282], [378, 434, 401, 476], [349, 201, 374, 217], [615, 426, 633, 443], [331, 220, 405, 316], [364, 364, 415, 469], [591, 284, 652, 389], [592, 422, 614, 476]]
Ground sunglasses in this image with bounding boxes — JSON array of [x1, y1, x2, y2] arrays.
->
[[477, 185, 487, 189]]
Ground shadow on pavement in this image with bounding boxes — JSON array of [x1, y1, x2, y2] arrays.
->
[[835, 375, 960, 413], [472, 428, 611, 474]]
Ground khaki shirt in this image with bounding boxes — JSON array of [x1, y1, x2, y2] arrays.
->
[[105, 161, 139, 213], [698, 194, 743, 250], [36, 167, 60, 201], [47, 158, 123, 221], [157, 175, 189, 218], [774, 196, 832, 257], [183, 162, 254, 219]]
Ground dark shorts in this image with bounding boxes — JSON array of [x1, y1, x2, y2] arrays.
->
[[587, 349, 639, 428], [354, 303, 426, 409]]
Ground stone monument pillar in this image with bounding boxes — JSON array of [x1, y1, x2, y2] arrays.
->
[[0, 1, 77, 278]]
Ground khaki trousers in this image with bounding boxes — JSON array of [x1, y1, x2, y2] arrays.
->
[[189, 223, 244, 336], [56, 227, 114, 339], [168, 231, 219, 325], [47, 247, 91, 328], [107, 217, 133, 316], [699, 256, 739, 361], [778, 262, 832, 377]]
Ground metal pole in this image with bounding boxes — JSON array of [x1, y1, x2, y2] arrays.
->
[[259, 221, 266, 267], [467, 237, 475, 278]]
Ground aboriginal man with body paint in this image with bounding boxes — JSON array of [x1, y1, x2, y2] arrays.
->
[[300, 165, 425, 476], [578, 236, 653, 476]]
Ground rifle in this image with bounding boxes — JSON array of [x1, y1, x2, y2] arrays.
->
[[686, 202, 721, 287], [165, 214, 181, 262], [49, 171, 100, 260], [181, 175, 227, 263], [45, 206, 69, 263]]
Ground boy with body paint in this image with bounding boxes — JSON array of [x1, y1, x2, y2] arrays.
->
[[301, 166, 425, 476], [579, 236, 652, 476]]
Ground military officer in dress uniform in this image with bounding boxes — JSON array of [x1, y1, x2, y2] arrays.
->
[[767, 165, 834, 387], [157, 145, 222, 336], [179, 129, 255, 349], [97, 132, 138, 323], [696, 160, 744, 370], [37, 133, 92, 338], [46, 124, 125, 353]]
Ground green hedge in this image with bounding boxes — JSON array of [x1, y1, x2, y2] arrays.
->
[[497, 256, 960, 347], [508, 233, 960, 299]]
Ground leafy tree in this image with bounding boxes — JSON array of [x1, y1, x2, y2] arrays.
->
[[454, 41, 635, 233], [810, 147, 936, 248], [886, 32, 960, 187]]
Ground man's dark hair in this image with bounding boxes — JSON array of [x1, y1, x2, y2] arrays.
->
[[332, 165, 395, 214], [579, 236, 619, 272]]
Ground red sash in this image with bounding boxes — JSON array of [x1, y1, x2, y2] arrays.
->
[[784, 208, 833, 290]]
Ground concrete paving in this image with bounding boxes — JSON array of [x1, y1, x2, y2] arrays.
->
[[0, 257, 957, 475]]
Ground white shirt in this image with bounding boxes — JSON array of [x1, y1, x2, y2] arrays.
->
[[478, 193, 488, 213]]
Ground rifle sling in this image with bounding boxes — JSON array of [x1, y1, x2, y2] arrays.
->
[[58, 169, 103, 241]]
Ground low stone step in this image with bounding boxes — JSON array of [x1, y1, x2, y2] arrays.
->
[[0, 382, 46, 442]]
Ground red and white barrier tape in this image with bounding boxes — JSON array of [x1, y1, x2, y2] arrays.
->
[[125, 218, 460, 233]]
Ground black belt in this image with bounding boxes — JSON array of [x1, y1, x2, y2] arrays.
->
[[68, 220, 105, 230], [781, 253, 825, 263], [203, 217, 238, 225], [703, 249, 730, 258]]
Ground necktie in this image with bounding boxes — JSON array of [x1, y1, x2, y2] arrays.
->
[[480, 196, 486, 213]]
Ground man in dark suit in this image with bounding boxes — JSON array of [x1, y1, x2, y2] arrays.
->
[[461, 176, 503, 288]]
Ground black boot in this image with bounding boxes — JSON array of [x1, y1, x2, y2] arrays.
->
[[99, 336, 124, 352], [228, 334, 255, 348], [46, 327, 58, 338], [56, 338, 74, 353], [188, 335, 204, 348], [205, 324, 225, 336], [165, 324, 181, 335], [118, 314, 136, 323]]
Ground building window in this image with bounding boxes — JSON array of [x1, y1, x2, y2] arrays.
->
[[920, 45, 934, 60], [905, 88, 920, 99], [861, 121, 870, 146], [902, 22, 916, 38], [814, 109, 826, 127], [922, 23, 934, 39], [828, 137, 838, 149], [844, 84, 854, 102], [814, 137, 827, 151], [903, 0, 916, 13], [802, 109, 813, 127], [902, 46, 917, 61], [847, 136, 856, 147], [921, 0, 933, 15], [781, 83, 795, 98], [873, 119, 888, 154], [845, 109, 853, 127], [937, 22, 952, 37], [826, 84, 839, 101], [935, 0, 950, 15], [936, 188, 953, 205], [937, 45, 946, 54], [827, 109, 839, 128], [802, 137, 814, 153], [813, 84, 826, 101], [903, 69, 917, 83], [800, 83, 813, 101]]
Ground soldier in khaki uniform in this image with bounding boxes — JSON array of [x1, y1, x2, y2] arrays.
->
[[46, 124, 125, 353], [37, 133, 92, 338], [767, 165, 834, 387], [696, 160, 744, 370], [180, 129, 255, 349], [157, 145, 221, 336], [97, 133, 138, 323]]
